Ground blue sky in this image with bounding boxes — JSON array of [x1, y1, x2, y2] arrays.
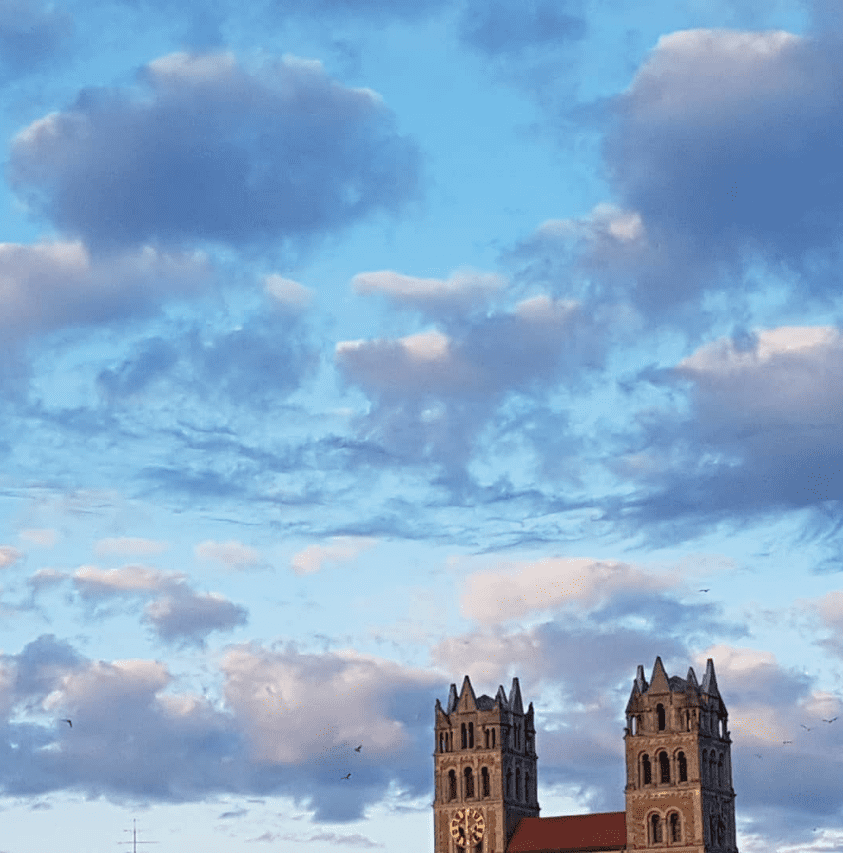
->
[[0, 0, 842, 850]]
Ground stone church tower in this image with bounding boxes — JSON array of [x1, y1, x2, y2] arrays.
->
[[433, 675, 540, 853], [624, 657, 738, 852]]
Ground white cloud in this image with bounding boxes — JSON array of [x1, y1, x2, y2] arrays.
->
[[73, 564, 184, 596], [220, 645, 432, 763], [19, 528, 57, 547], [195, 540, 261, 568], [290, 536, 376, 576], [0, 546, 23, 568], [0, 240, 210, 342], [353, 268, 504, 314], [94, 537, 169, 557], [263, 274, 313, 310], [461, 557, 677, 625]]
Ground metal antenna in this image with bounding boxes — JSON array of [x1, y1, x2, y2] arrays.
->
[[119, 819, 158, 853]]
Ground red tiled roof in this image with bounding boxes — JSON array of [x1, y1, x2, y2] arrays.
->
[[507, 812, 626, 852]]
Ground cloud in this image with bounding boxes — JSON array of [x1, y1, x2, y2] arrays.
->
[[336, 293, 595, 472], [459, 0, 586, 56], [352, 269, 504, 317], [290, 536, 376, 576], [19, 529, 57, 548], [0, 546, 23, 568], [0, 240, 210, 344], [9, 51, 420, 251], [460, 557, 678, 625], [73, 564, 185, 598], [94, 537, 169, 557], [0, 0, 71, 78], [263, 275, 313, 311], [144, 589, 248, 646], [96, 304, 318, 407], [613, 325, 843, 533], [594, 28, 843, 313], [195, 540, 261, 569]]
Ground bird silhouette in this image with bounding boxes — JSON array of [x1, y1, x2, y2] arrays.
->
[[699, 589, 710, 593], [822, 717, 838, 723], [61, 719, 72, 728], [354, 744, 362, 752], [754, 754, 762, 758], [801, 724, 812, 731], [782, 740, 792, 744], [341, 773, 351, 780]]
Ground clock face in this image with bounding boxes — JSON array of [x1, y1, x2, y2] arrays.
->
[[450, 808, 485, 847]]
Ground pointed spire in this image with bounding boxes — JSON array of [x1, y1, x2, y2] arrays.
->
[[686, 666, 698, 689], [510, 677, 524, 714], [457, 675, 478, 711], [649, 656, 670, 693], [701, 658, 720, 698], [495, 684, 508, 710], [447, 683, 459, 714], [634, 664, 648, 694]]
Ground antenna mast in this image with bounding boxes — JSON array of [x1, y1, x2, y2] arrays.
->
[[118, 818, 159, 853]]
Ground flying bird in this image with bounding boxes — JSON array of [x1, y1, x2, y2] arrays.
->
[[800, 724, 812, 731], [341, 773, 351, 780], [698, 589, 710, 593], [754, 754, 762, 758], [822, 717, 838, 723], [61, 719, 72, 728], [782, 740, 792, 744], [354, 744, 362, 752]]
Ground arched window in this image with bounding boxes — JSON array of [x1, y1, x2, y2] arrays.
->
[[642, 754, 652, 785], [485, 728, 490, 748], [438, 732, 444, 752], [650, 814, 662, 844], [491, 728, 496, 747], [669, 813, 681, 842], [481, 767, 490, 797], [515, 768, 521, 800], [709, 753, 716, 786], [448, 770, 457, 800], [468, 722, 474, 748], [709, 816, 715, 845], [525, 772, 531, 803], [685, 710, 690, 732], [461, 723, 467, 749], [630, 716, 637, 735], [718, 755, 724, 786], [506, 769, 512, 797], [717, 819, 725, 845], [464, 767, 474, 798], [657, 704, 666, 731], [701, 749, 707, 782], [678, 751, 687, 782], [659, 751, 670, 783]]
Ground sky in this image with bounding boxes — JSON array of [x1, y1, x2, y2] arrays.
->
[[0, 0, 842, 850]]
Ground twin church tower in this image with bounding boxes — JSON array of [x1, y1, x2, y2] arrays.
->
[[433, 657, 738, 853]]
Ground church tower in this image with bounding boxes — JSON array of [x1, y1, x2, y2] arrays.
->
[[624, 657, 738, 853], [433, 675, 540, 853]]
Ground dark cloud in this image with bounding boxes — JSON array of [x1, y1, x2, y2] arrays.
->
[[459, 0, 586, 56], [337, 295, 599, 474], [144, 587, 249, 646], [0, 0, 71, 78], [608, 326, 843, 538], [597, 29, 843, 314], [8, 51, 421, 251]]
